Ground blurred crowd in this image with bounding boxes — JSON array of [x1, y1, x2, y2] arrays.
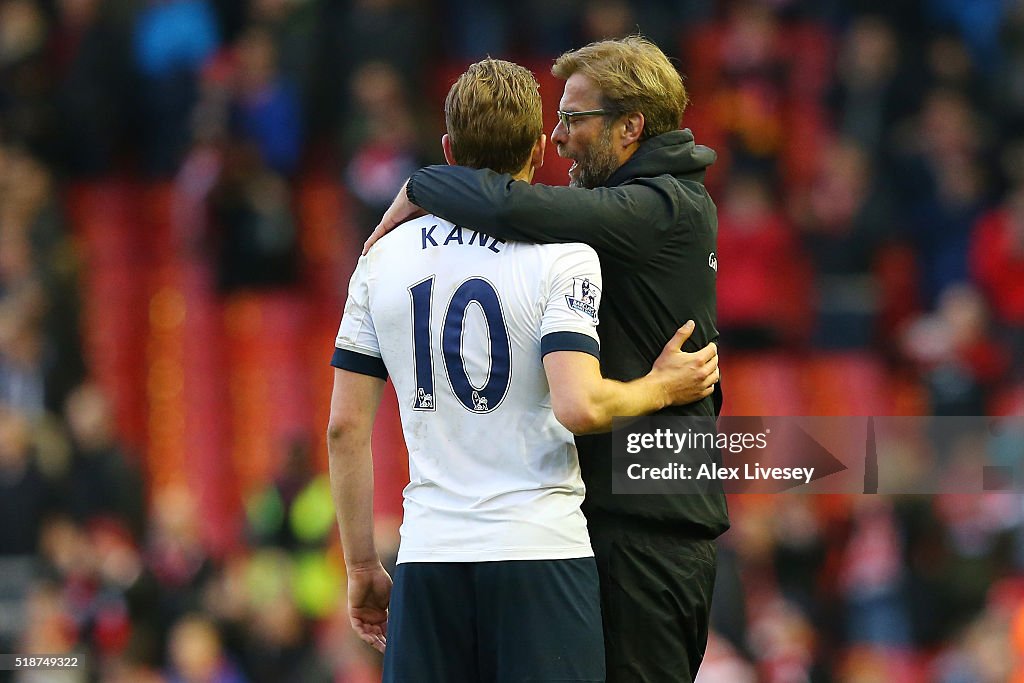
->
[[2, 0, 1024, 681]]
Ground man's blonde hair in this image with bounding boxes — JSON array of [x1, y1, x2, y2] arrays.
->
[[445, 59, 543, 175], [553, 36, 688, 140]]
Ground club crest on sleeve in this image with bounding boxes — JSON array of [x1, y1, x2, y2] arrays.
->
[[566, 278, 600, 323]]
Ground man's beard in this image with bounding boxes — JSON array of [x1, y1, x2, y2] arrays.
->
[[569, 125, 620, 189]]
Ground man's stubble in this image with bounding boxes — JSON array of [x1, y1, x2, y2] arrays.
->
[[569, 124, 620, 189]]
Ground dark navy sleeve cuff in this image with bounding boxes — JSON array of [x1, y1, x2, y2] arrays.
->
[[406, 171, 421, 205], [541, 332, 600, 360], [331, 348, 388, 379]]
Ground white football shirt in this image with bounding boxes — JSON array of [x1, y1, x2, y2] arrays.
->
[[333, 215, 603, 563]]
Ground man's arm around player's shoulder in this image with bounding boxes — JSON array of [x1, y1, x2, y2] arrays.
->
[[544, 320, 718, 434], [327, 367, 390, 653]]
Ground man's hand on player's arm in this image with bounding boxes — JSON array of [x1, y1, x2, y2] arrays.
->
[[327, 367, 391, 653], [650, 321, 719, 407], [363, 179, 427, 254], [544, 322, 717, 435]]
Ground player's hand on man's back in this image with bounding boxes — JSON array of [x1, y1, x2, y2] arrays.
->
[[650, 321, 719, 407], [363, 179, 426, 254], [347, 563, 393, 653]]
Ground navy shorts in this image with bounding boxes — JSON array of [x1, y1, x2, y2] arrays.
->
[[383, 558, 605, 683]]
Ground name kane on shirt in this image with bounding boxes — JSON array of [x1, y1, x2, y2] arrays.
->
[[422, 224, 505, 253]]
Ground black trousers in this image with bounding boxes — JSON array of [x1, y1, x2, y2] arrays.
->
[[588, 517, 717, 683], [383, 558, 605, 682]]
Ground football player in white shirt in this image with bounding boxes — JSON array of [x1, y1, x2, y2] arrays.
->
[[327, 59, 719, 682]]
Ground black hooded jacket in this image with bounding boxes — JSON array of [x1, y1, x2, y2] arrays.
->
[[406, 129, 729, 536]]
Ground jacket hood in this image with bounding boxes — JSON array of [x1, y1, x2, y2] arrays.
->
[[605, 128, 716, 187]]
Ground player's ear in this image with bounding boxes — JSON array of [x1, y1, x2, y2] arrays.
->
[[442, 134, 456, 166], [531, 134, 546, 170]]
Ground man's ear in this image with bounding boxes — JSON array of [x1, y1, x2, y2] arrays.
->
[[442, 134, 456, 166], [531, 134, 547, 171], [621, 112, 645, 148]]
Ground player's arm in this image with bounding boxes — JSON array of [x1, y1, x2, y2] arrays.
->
[[365, 168, 682, 266], [328, 254, 393, 653], [327, 366, 390, 653], [544, 321, 718, 435]]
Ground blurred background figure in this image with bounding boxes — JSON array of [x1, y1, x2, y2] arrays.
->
[[340, 61, 425, 232], [716, 171, 809, 349], [132, 0, 221, 176], [167, 613, 247, 683], [0, 1, 1022, 681], [63, 382, 145, 539], [796, 139, 890, 349]]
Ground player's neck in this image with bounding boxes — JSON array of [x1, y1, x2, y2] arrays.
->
[[510, 163, 536, 184]]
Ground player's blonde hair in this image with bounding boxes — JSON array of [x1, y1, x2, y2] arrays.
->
[[445, 59, 543, 175], [553, 36, 688, 140]]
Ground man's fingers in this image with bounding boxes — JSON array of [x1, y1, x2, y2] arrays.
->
[[665, 320, 695, 352], [359, 632, 386, 653], [694, 341, 717, 363], [699, 358, 719, 388], [362, 224, 388, 255], [352, 618, 388, 653]]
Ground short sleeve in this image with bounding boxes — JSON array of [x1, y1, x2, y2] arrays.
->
[[540, 244, 602, 360], [332, 256, 388, 379]]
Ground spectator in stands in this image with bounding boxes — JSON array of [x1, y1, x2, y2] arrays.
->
[[925, 0, 1007, 73], [241, 593, 328, 683], [50, 0, 132, 176], [717, 171, 809, 348], [838, 498, 913, 647], [0, 148, 84, 411], [132, 0, 220, 175], [208, 142, 299, 291], [713, 0, 789, 176], [0, 406, 55, 554], [248, 0, 319, 111], [892, 89, 991, 305], [827, 15, 918, 162], [0, 304, 46, 416], [993, 3, 1024, 137], [333, 0, 429, 92], [166, 613, 248, 683], [577, 0, 636, 45], [0, 0, 54, 158], [18, 581, 87, 671], [795, 139, 891, 348], [901, 284, 1010, 414], [146, 488, 215, 646], [229, 25, 302, 176], [923, 31, 990, 111], [933, 608, 1014, 683], [437, 0, 513, 59], [246, 436, 321, 551], [340, 62, 424, 231], [970, 180, 1024, 367], [63, 382, 145, 539]]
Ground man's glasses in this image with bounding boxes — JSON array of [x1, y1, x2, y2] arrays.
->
[[557, 109, 614, 133]]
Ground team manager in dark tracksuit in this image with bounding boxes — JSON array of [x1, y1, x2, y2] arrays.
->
[[366, 36, 729, 683]]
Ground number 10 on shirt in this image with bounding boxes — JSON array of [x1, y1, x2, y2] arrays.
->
[[409, 276, 512, 414]]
